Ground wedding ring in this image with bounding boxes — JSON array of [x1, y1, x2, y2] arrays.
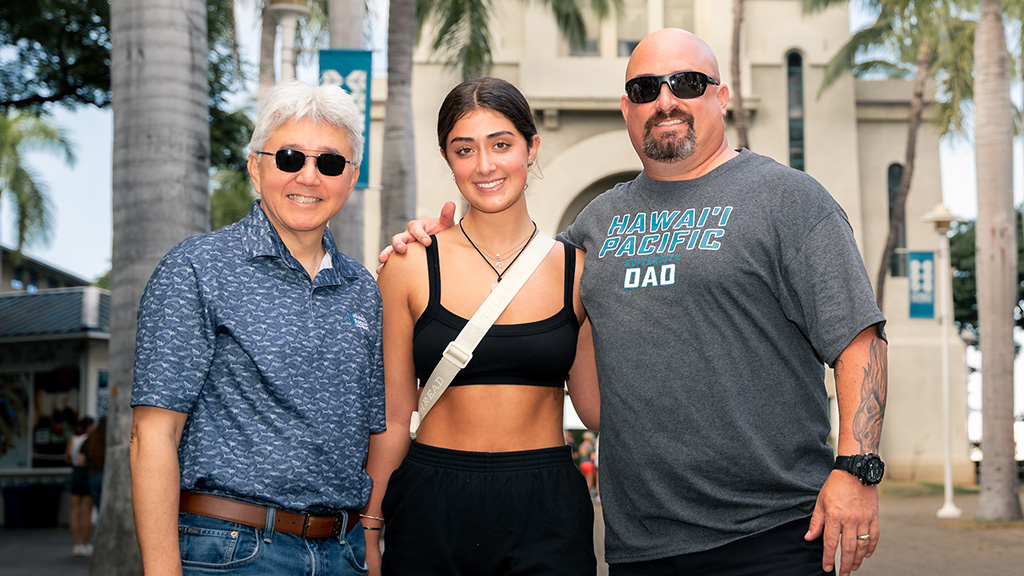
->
[[857, 534, 870, 541]]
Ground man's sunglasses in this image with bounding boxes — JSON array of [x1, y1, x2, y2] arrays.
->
[[256, 149, 356, 177], [625, 71, 720, 104]]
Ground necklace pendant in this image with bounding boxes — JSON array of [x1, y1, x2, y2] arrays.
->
[[495, 260, 505, 268]]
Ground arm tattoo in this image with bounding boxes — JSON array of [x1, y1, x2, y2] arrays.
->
[[851, 334, 887, 453]]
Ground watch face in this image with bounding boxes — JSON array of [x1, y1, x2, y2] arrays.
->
[[856, 454, 885, 485]]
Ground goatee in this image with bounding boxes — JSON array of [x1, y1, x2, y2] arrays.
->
[[643, 111, 696, 162]]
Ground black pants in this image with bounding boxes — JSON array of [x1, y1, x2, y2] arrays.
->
[[381, 442, 597, 576], [609, 516, 835, 576]]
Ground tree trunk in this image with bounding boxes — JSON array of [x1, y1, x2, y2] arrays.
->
[[730, 0, 750, 150], [329, 0, 363, 46], [973, 0, 1023, 522], [378, 0, 417, 253], [873, 41, 929, 311], [327, 0, 367, 261], [98, 1, 210, 574], [259, 5, 277, 98]]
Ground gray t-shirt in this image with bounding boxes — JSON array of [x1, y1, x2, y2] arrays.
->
[[563, 149, 885, 563]]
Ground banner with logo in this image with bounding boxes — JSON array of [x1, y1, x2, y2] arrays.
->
[[319, 49, 372, 189], [908, 251, 935, 319]]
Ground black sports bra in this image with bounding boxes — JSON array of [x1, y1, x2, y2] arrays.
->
[[412, 237, 580, 388]]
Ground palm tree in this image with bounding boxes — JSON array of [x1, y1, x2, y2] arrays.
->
[[98, 0, 210, 573], [802, 0, 974, 311], [973, 0, 1023, 522], [998, 0, 1024, 301], [731, 0, 751, 149], [0, 110, 74, 289], [416, 0, 619, 81]]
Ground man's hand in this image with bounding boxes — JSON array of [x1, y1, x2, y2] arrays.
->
[[376, 202, 457, 273], [805, 470, 880, 576]]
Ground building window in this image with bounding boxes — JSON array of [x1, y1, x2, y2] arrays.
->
[[786, 51, 805, 171], [664, 0, 695, 32], [618, 0, 647, 56], [888, 163, 907, 277]]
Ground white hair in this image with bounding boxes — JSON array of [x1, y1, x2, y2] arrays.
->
[[248, 81, 364, 165]]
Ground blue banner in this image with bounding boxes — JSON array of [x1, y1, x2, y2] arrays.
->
[[908, 251, 935, 319], [319, 49, 372, 189]]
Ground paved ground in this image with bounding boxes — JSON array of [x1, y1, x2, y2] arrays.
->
[[853, 488, 1024, 576], [1, 485, 1021, 575]]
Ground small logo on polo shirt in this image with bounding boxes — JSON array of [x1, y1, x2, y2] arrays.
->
[[348, 312, 370, 331]]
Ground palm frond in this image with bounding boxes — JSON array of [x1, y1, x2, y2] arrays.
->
[[932, 15, 976, 136], [8, 164, 53, 248], [419, 0, 496, 80], [533, 0, 587, 47]]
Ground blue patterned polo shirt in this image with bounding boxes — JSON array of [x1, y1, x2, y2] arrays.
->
[[131, 201, 385, 513]]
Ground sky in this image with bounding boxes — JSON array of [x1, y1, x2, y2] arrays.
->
[[1, 4, 1021, 417]]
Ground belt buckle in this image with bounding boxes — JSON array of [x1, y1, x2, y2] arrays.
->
[[332, 514, 344, 537]]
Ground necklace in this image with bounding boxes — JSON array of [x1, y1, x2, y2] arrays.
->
[[481, 233, 532, 264], [460, 219, 538, 291]]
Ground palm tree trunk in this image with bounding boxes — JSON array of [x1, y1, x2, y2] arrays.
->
[[378, 0, 417, 253], [730, 0, 750, 150], [259, 4, 277, 98], [973, 0, 1023, 522], [329, 0, 363, 45], [327, 0, 367, 261], [99, 1, 210, 573], [874, 41, 929, 311]]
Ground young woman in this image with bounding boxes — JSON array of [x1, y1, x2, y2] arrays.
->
[[64, 416, 95, 556], [364, 77, 600, 576]]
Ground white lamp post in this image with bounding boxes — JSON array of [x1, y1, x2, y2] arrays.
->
[[922, 202, 962, 519], [269, 0, 310, 82]]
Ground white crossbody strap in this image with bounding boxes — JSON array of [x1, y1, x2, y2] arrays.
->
[[410, 233, 556, 439]]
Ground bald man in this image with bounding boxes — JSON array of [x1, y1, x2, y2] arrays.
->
[[384, 28, 888, 576]]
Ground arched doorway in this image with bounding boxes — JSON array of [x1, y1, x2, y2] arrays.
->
[[557, 172, 639, 232]]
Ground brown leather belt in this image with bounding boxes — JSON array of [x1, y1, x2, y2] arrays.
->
[[179, 491, 359, 538]]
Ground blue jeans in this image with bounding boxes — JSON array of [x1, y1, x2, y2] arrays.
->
[[178, 512, 368, 575]]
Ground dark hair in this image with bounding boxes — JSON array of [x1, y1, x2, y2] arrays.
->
[[75, 416, 95, 436], [437, 77, 538, 158]]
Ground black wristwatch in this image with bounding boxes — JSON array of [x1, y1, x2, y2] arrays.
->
[[833, 453, 885, 485]]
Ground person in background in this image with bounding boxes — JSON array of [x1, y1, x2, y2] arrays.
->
[[565, 431, 580, 462], [80, 415, 105, 511], [578, 431, 597, 494], [381, 29, 888, 576], [363, 77, 600, 576], [64, 415, 94, 557], [130, 80, 384, 576]]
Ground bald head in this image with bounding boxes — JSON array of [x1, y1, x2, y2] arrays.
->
[[625, 29, 721, 84], [619, 28, 735, 180]]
